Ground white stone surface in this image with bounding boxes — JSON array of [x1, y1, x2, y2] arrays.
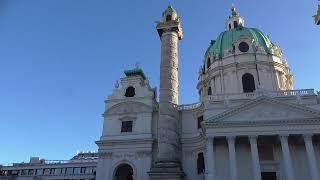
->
[[93, 6, 320, 180]]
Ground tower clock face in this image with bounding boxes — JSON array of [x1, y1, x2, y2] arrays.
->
[[239, 42, 249, 52]]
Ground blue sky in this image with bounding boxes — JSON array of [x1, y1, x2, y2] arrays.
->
[[0, 0, 319, 164]]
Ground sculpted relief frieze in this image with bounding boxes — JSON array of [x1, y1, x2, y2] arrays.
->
[[105, 102, 152, 115], [216, 101, 316, 123], [99, 151, 151, 160]]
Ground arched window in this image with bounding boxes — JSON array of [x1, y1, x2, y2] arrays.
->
[[242, 73, 255, 93], [166, 15, 172, 21], [229, 24, 232, 30], [208, 87, 212, 95], [197, 116, 203, 129], [207, 58, 211, 70], [125, 86, 135, 97], [197, 152, 205, 174], [115, 164, 133, 180], [234, 21, 238, 28]]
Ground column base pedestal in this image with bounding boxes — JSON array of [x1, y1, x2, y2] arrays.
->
[[148, 162, 184, 180]]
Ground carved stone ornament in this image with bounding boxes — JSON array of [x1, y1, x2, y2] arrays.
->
[[206, 96, 320, 125], [105, 101, 152, 115]]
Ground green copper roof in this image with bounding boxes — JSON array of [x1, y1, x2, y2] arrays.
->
[[206, 27, 273, 58], [124, 68, 146, 80]]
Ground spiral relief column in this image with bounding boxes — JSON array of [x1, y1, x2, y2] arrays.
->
[[149, 6, 184, 180]]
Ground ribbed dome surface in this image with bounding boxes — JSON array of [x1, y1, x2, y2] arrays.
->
[[206, 27, 273, 58]]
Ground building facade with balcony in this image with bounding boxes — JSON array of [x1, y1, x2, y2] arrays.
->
[[0, 152, 97, 180]]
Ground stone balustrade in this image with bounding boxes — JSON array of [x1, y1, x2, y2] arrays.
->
[[178, 89, 316, 111], [177, 102, 202, 111], [205, 89, 315, 101]]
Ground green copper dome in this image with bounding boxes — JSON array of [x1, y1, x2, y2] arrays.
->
[[206, 27, 273, 58]]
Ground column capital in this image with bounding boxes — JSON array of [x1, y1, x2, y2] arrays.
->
[[205, 136, 214, 142], [227, 135, 236, 142], [249, 135, 258, 144], [303, 134, 314, 141], [279, 134, 290, 141]]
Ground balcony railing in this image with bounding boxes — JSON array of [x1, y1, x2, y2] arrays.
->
[[177, 102, 202, 111], [205, 89, 315, 102], [177, 89, 316, 111]]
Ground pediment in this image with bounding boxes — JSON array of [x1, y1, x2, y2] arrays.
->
[[105, 101, 153, 115], [207, 96, 320, 123]]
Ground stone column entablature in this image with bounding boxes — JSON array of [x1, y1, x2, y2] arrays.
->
[[303, 134, 320, 180], [279, 134, 295, 180]]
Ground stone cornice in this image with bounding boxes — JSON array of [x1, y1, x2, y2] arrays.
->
[[206, 117, 320, 128], [104, 101, 156, 116], [181, 133, 205, 144], [205, 96, 320, 124], [98, 151, 152, 159], [96, 138, 154, 146]]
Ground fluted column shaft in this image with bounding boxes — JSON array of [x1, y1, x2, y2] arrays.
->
[[205, 137, 215, 180], [279, 135, 294, 180], [249, 136, 262, 180], [227, 136, 238, 180], [303, 134, 319, 180]]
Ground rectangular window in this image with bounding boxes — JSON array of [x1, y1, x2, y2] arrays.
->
[[7, 170, 18, 176], [66, 167, 73, 174], [43, 168, 50, 175], [197, 116, 204, 129], [28, 169, 35, 175], [36, 169, 43, 175], [21, 169, 28, 175], [85, 167, 93, 174], [54, 168, 62, 175], [121, 121, 133, 132], [80, 167, 86, 174], [74, 167, 81, 174]]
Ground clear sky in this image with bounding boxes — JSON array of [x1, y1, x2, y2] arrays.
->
[[0, 0, 319, 165]]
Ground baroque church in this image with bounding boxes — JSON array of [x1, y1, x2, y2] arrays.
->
[[95, 6, 320, 180]]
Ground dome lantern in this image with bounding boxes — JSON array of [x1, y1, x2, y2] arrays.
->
[[162, 5, 179, 23], [226, 5, 245, 30]]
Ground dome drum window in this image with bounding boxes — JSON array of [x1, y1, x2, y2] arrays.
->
[[242, 73, 255, 93], [234, 21, 239, 28], [207, 58, 211, 70], [166, 15, 172, 21]]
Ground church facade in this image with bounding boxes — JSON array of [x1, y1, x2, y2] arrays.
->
[[96, 6, 320, 180]]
